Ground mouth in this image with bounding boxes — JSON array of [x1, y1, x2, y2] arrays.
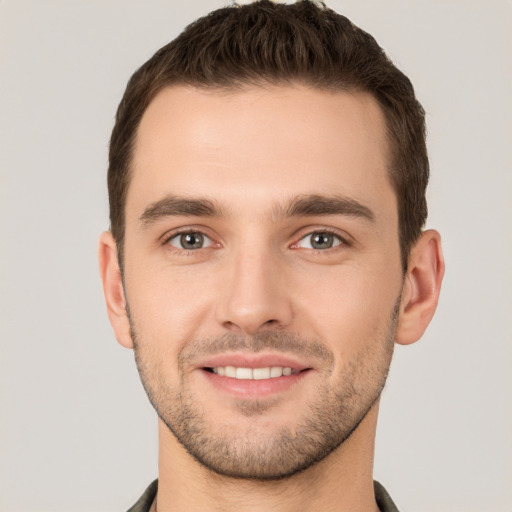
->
[[205, 365, 301, 380], [198, 354, 313, 398]]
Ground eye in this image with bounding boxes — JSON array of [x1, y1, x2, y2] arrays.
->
[[167, 232, 213, 250], [296, 231, 344, 250]]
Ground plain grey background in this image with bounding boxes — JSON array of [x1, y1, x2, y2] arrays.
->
[[1, 1, 511, 511]]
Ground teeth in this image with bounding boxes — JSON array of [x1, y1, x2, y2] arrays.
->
[[270, 366, 282, 378], [225, 366, 236, 378], [253, 367, 270, 380], [211, 366, 296, 380], [235, 367, 253, 379]]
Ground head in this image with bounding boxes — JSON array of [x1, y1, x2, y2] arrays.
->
[[108, 0, 428, 272], [100, 0, 443, 481]]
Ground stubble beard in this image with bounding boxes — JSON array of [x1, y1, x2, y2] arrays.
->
[[130, 300, 399, 481]]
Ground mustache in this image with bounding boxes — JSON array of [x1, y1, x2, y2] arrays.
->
[[178, 331, 335, 369]]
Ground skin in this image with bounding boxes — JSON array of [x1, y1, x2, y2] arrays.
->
[[99, 84, 444, 511]]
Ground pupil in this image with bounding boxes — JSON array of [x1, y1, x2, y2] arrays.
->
[[181, 233, 203, 249], [312, 233, 333, 249]]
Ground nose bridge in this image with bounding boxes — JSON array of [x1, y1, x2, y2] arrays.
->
[[216, 235, 292, 334]]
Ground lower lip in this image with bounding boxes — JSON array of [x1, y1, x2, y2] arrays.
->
[[201, 369, 311, 399]]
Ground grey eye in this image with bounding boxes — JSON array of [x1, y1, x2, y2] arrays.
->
[[168, 232, 212, 250], [298, 232, 342, 250]]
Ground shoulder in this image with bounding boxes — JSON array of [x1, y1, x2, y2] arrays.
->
[[126, 480, 158, 512], [374, 480, 400, 512]]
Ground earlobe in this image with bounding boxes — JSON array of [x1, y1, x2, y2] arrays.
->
[[98, 231, 134, 349], [395, 230, 445, 345]]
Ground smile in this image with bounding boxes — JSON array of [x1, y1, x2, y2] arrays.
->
[[199, 354, 313, 398], [209, 366, 299, 379]]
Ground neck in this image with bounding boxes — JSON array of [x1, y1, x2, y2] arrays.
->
[[155, 402, 381, 512]]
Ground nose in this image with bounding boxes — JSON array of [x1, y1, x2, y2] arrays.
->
[[215, 246, 293, 335]]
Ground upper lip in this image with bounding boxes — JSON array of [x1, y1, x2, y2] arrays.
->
[[198, 353, 312, 371]]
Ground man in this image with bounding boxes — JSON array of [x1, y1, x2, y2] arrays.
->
[[99, 1, 444, 510]]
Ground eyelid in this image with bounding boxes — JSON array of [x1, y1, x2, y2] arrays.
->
[[159, 225, 351, 252], [290, 227, 351, 250], [167, 232, 213, 249], [161, 226, 220, 248]]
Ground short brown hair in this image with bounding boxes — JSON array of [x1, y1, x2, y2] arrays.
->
[[108, 0, 428, 270]]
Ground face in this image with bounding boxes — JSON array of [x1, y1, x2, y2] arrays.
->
[[122, 85, 404, 479]]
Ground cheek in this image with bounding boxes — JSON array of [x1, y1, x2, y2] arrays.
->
[[294, 262, 401, 355], [124, 261, 214, 351]]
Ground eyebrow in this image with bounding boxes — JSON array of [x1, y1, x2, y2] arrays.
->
[[277, 194, 375, 222], [139, 196, 225, 228], [138, 193, 374, 229]]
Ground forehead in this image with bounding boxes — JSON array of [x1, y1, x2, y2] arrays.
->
[[127, 84, 395, 224]]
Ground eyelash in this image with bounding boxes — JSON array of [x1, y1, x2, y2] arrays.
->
[[293, 228, 349, 251], [162, 227, 350, 254], [163, 229, 216, 253]]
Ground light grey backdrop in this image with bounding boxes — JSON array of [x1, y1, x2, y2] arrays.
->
[[1, 1, 511, 511]]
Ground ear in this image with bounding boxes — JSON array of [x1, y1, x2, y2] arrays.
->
[[98, 231, 134, 349], [395, 230, 445, 345]]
